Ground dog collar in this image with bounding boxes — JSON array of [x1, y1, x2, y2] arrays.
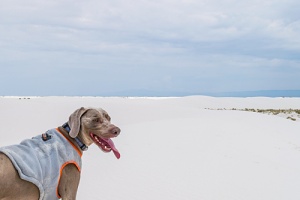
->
[[62, 123, 88, 151]]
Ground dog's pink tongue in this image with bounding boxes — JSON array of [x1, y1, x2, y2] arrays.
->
[[103, 138, 120, 159]]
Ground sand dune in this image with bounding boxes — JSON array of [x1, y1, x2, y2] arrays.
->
[[1, 96, 300, 200]]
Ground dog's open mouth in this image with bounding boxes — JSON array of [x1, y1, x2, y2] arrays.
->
[[90, 133, 120, 159]]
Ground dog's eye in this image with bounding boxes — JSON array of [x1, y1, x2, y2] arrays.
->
[[92, 117, 101, 123]]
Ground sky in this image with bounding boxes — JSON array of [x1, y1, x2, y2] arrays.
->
[[0, 0, 300, 96]]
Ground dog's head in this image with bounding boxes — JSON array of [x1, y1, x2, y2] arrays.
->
[[68, 107, 121, 159]]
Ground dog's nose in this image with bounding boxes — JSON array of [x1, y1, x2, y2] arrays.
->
[[111, 126, 121, 136]]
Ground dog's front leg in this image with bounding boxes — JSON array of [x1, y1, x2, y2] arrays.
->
[[58, 164, 81, 200]]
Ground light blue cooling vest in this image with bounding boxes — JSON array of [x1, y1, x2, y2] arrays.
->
[[0, 128, 82, 200]]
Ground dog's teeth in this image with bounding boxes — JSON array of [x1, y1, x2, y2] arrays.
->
[[92, 135, 112, 151]]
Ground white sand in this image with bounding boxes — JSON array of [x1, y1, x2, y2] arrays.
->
[[1, 96, 300, 199]]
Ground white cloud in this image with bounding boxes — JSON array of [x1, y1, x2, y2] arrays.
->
[[0, 0, 299, 95]]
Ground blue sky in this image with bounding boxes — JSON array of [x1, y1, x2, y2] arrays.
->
[[0, 0, 299, 96]]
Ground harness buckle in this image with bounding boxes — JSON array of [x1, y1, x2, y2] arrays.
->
[[42, 133, 52, 141]]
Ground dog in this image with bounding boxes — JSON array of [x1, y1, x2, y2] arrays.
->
[[0, 107, 121, 200]]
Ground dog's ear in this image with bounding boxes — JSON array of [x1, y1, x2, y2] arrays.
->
[[68, 107, 90, 138]]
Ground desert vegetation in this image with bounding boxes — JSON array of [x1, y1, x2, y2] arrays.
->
[[206, 108, 300, 121]]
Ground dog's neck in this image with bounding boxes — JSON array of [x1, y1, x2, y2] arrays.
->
[[61, 123, 88, 151]]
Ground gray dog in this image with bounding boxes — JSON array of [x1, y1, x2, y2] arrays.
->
[[0, 107, 121, 200]]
